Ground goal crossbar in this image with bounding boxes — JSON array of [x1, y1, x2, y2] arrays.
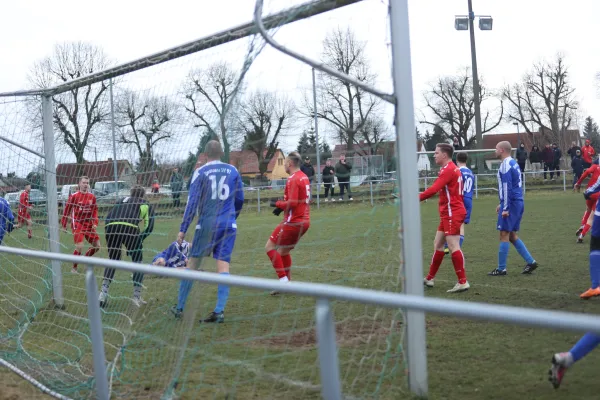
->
[[0, 0, 364, 98]]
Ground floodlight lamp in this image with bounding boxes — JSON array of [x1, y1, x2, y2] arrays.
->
[[455, 17, 469, 31], [479, 17, 493, 31]]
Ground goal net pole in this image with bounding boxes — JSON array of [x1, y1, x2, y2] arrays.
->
[[390, 0, 428, 397]]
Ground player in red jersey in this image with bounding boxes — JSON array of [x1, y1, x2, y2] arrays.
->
[[61, 176, 100, 274], [266, 151, 310, 295], [420, 143, 469, 293], [574, 159, 600, 243], [17, 184, 34, 239]]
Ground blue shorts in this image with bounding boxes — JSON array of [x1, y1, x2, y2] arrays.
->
[[497, 201, 524, 232], [592, 202, 600, 238], [190, 225, 237, 262], [463, 198, 473, 224]]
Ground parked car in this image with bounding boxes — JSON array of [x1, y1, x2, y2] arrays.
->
[[4, 192, 20, 207], [28, 189, 47, 206]]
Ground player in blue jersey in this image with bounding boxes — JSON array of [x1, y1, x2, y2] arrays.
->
[[444, 152, 474, 253], [488, 141, 539, 276], [153, 240, 190, 269], [549, 161, 600, 386], [0, 197, 15, 245], [172, 140, 244, 323]]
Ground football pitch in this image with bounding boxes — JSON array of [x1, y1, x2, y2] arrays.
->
[[0, 191, 598, 399]]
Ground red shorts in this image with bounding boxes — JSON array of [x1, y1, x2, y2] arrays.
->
[[586, 193, 600, 209], [437, 214, 465, 236], [17, 210, 31, 224], [73, 224, 100, 244], [270, 222, 310, 248]]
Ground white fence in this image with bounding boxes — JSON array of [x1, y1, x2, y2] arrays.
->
[[0, 246, 599, 400]]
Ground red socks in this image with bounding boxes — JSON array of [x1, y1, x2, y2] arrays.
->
[[582, 210, 592, 226], [426, 250, 445, 281], [281, 254, 292, 280], [73, 250, 81, 269], [267, 250, 287, 279], [582, 223, 592, 237], [85, 247, 99, 257], [451, 250, 467, 284]]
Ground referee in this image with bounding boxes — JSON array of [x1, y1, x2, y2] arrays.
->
[[99, 185, 155, 308]]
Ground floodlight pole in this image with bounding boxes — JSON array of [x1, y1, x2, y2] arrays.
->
[[312, 68, 321, 209], [467, 0, 484, 173]]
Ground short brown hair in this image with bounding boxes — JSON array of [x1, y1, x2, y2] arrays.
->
[[436, 143, 454, 158], [287, 151, 302, 167], [130, 185, 145, 198], [80, 176, 89, 182], [456, 152, 468, 163]]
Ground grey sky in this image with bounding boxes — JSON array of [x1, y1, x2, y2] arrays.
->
[[0, 0, 598, 173]]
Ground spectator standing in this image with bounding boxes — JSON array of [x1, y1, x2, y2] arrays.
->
[[567, 141, 582, 160], [322, 160, 336, 202], [151, 179, 160, 194], [335, 154, 353, 201], [542, 144, 555, 181], [300, 157, 315, 184], [572, 150, 584, 189], [529, 145, 543, 179], [170, 168, 184, 208], [516, 143, 528, 174], [582, 139, 596, 169], [552, 143, 562, 177], [452, 137, 462, 163]]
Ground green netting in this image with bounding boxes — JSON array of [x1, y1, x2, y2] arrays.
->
[[0, 1, 408, 399]]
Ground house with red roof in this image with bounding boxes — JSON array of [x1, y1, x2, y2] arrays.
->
[[55, 159, 135, 187], [196, 149, 287, 180]]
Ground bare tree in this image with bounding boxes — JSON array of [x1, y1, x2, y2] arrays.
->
[[115, 91, 180, 175], [420, 68, 503, 149], [240, 91, 294, 179], [502, 54, 578, 148], [306, 27, 379, 155], [354, 117, 391, 155], [28, 42, 112, 168], [183, 62, 242, 162]]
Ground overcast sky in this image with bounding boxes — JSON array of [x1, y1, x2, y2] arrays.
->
[[0, 0, 599, 173]]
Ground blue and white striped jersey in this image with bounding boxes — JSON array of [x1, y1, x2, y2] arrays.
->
[[497, 157, 523, 211]]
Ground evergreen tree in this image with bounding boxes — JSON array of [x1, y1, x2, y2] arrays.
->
[[296, 131, 311, 157], [583, 116, 600, 151], [321, 141, 332, 162], [423, 124, 447, 151]]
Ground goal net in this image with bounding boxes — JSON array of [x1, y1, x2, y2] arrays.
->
[[0, 1, 406, 399]]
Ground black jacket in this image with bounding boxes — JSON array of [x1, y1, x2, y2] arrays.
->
[[553, 148, 562, 164], [106, 196, 155, 239], [300, 163, 315, 179], [322, 165, 335, 182], [516, 147, 528, 163], [529, 148, 542, 163], [335, 161, 353, 181], [568, 146, 582, 158], [572, 156, 584, 176]]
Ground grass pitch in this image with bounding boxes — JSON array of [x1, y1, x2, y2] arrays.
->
[[0, 191, 597, 399]]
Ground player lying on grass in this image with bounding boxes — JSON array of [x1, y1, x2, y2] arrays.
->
[[549, 333, 600, 389], [61, 176, 100, 274], [574, 158, 600, 243], [444, 152, 474, 254], [420, 143, 469, 293], [0, 196, 15, 245], [266, 151, 311, 296], [488, 141, 539, 276], [153, 240, 190, 269], [172, 140, 244, 323]]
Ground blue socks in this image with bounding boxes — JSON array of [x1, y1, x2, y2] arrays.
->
[[214, 272, 230, 314], [512, 239, 534, 264], [444, 236, 465, 250], [589, 250, 600, 288], [177, 280, 193, 311], [570, 333, 600, 362], [498, 241, 509, 271]]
